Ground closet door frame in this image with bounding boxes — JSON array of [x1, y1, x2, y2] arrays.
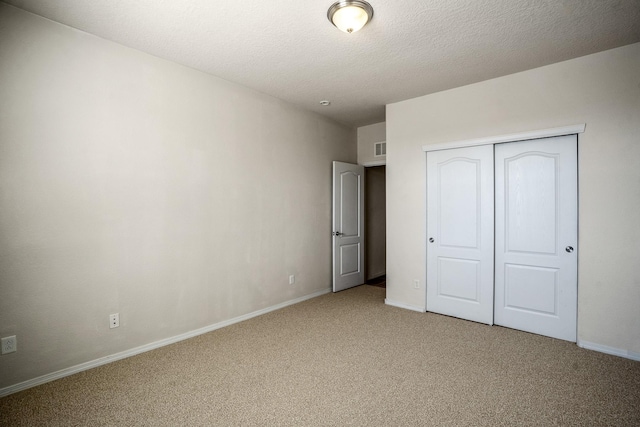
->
[[422, 124, 584, 153]]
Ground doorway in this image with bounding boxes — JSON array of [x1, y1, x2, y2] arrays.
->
[[331, 162, 386, 292], [365, 165, 386, 287]]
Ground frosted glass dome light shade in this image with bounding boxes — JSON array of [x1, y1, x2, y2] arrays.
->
[[328, 1, 374, 33]]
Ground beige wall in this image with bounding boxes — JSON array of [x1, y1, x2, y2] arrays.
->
[[357, 122, 386, 165], [386, 43, 640, 357], [0, 4, 355, 390]]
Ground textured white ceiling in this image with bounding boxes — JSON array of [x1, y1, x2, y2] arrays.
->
[[3, 0, 640, 127]]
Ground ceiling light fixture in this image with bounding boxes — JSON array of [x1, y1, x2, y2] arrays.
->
[[327, 1, 374, 34], [320, 100, 331, 106]]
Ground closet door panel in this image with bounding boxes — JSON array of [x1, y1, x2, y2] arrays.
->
[[494, 135, 578, 341], [505, 153, 558, 254], [426, 145, 494, 325]]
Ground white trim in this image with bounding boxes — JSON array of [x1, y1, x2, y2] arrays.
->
[[385, 299, 426, 313], [360, 159, 386, 167], [422, 124, 586, 152], [577, 340, 640, 362], [0, 288, 331, 397]]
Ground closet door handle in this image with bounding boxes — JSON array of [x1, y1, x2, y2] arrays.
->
[[429, 237, 435, 243], [565, 246, 574, 253]]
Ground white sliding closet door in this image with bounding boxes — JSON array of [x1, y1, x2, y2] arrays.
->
[[494, 135, 578, 342], [426, 145, 494, 325]]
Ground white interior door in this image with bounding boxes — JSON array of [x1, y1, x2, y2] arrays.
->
[[332, 161, 365, 292], [494, 135, 578, 341], [426, 146, 494, 325]]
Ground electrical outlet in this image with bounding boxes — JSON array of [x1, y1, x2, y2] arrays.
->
[[289, 275, 295, 285], [1, 336, 17, 355], [109, 313, 120, 329], [413, 279, 420, 289]]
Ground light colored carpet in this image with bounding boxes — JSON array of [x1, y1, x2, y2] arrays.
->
[[1, 285, 639, 426]]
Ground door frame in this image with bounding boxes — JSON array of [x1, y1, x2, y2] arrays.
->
[[364, 164, 386, 283]]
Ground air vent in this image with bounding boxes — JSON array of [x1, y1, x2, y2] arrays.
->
[[374, 141, 386, 157]]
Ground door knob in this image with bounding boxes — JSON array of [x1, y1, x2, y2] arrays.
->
[[565, 246, 574, 253], [429, 237, 434, 243], [333, 231, 343, 236]]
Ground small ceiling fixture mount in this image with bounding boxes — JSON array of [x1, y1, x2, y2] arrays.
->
[[327, 1, 374, 34], [320, 100, 331, 106]]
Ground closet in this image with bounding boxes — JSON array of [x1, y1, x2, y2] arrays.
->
[[426, 134, 578, 342]]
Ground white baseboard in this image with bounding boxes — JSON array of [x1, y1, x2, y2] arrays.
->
[[0, 288, 331, 398], [577, 340, 640, 362], [385, 298, 426, 313]]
